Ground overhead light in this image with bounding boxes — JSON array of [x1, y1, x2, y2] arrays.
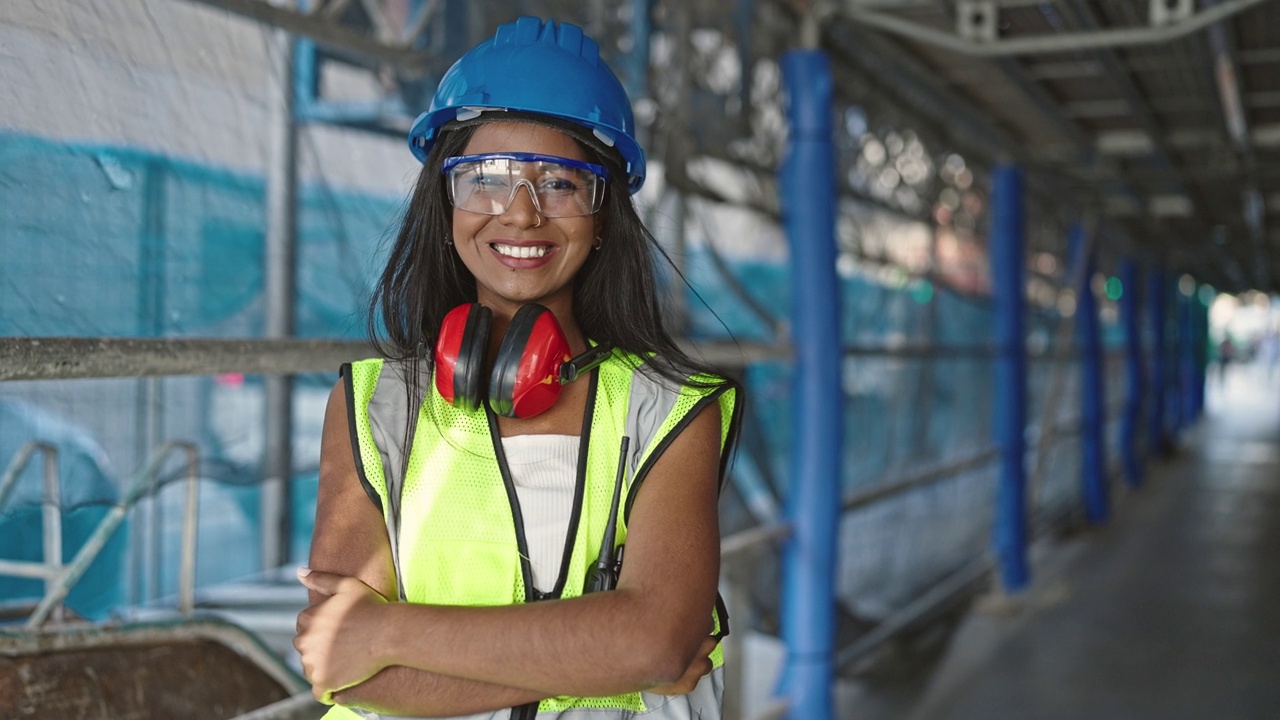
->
[[1097, 130, 1154, 156], [1104, 196, 1142, 217], [1252, 124, 1280, 148], [1149, 195, 1194, 217]]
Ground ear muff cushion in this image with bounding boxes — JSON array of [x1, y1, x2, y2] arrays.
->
[[489, 304, 570, 418], [435, 303, 490, 411]]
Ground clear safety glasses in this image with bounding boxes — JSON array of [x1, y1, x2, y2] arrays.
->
[[442, 152, 608, 218]]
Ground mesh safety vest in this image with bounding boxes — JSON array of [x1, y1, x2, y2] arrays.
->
[[325, 351, 740, 720]]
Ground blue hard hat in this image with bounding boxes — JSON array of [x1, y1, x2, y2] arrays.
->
[[408, 17, 646, 193]]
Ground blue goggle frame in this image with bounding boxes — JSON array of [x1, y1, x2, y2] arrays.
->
[[442, 152, 610, 218], [442, 152, 610, 180]]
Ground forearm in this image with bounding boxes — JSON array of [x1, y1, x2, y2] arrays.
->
[[378, 589, 701, 699], [335, 665, 544, 717]]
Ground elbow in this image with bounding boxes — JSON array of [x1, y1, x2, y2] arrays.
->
[[643, 649, 691, 688], [630, 626, 702, 687]]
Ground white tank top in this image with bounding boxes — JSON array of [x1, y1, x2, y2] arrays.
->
[[499, 434, 578, 593]]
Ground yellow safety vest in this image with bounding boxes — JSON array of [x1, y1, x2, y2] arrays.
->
[[325, 350, 739, 720]]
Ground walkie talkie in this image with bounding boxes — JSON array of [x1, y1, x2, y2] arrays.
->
[[585, 435, 629, 593]]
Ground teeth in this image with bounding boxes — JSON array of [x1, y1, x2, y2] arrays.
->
[[493, 244, 550, 259]]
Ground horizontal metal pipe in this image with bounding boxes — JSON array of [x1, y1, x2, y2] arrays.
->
[[0, 338, 373, 381], [0, 559, 58, 580], [845, 346, 1127, 361], [845, 344, 1000, 359], [1, 337, 1136, 382], [0, 337, 784, 381], [721, 522, 792, 564], [844, 0, 1269, 57], [842, 447, 1000, 513], [835, 556, 992, 669], [178, 0, 431, 73]]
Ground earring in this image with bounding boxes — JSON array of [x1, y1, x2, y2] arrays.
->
[[445, 237, 454, 246], [593, 237, 602, 251]]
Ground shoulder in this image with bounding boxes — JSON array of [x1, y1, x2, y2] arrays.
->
[[342, 356, 433, 399], [599, 349, 735, 402], [597, 350, 740, 466]]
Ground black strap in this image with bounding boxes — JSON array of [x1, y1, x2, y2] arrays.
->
[[712, 590, 731, 641]]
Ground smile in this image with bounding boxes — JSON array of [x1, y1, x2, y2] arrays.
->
[[492, 243, 552, 259]]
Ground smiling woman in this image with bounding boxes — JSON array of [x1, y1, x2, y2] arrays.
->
[[293, 15, 742, 720]]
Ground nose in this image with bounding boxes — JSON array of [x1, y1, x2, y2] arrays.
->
[[500, 179, 545, 227]]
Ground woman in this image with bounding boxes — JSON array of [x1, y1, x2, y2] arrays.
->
[[293, 16, 741, 720]]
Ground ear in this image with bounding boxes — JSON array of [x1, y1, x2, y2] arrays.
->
[[593, 209, 607, 241]]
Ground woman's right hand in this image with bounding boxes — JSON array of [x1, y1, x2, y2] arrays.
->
[[647, 635, 718, 695]]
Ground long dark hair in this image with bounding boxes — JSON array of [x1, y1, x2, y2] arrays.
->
[[367, 118, 725, 391]]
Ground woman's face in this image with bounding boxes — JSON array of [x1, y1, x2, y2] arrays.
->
[[450, 121, 603, 319]]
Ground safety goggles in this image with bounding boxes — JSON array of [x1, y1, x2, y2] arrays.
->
[[442, 152, 608, 218]]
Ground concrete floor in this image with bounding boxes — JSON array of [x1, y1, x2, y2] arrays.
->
[[863, 364, 1280, 720]]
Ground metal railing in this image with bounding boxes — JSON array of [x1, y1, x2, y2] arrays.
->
[[0, 442, 63, 622], [0, 439, 202, 628], [0, 336, 784, 380]]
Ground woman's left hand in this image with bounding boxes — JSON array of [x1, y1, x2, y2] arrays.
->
[[294, 568, 392, 702]]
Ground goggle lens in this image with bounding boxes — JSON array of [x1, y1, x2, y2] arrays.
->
[[443, 153, 607, 218]]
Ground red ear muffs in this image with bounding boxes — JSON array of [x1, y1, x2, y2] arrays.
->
[[489, 304, 572, 419], [435, 303, 491, 412], [434, 302, 613, 419]]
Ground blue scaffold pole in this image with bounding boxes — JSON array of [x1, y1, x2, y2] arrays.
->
[[1070, 225, 1108, 524], [1147, 268, 1169, 455], [1119, 257, 1144, 486], [991, 164, 1029, 592], [778, 49, 841, 720], [1194, 292, 1209, 420], [624, 0, 653, 102], [1178, 289, 1196, 430]]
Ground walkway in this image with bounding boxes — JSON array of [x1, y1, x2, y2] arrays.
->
[[889, 363, 1280, 720]]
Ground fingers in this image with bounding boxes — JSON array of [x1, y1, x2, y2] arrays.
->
[[695, 635, 718, 656], [296, 566, 342, 595]]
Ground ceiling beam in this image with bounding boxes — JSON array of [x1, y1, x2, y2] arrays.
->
[[179, 0, 431, 73], [1021, 60, 1104, 80], [1237, 47, 1280, 64], [820, 18, 1018, 165], [1045, 0, 1213, 269], [837, 0, 1271, 57]]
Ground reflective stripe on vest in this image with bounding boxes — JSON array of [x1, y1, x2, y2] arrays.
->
[[327, 351, 737, 720]]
